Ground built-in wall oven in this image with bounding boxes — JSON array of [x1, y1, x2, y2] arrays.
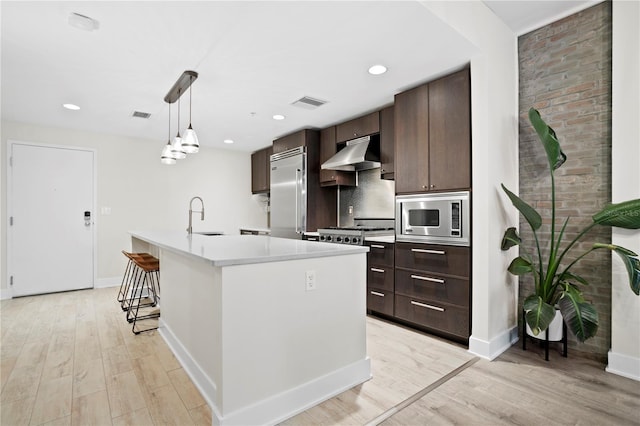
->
[[395, 191, 470, 246]]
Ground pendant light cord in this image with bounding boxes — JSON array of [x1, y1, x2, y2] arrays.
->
[[177, 89, 181, 135]]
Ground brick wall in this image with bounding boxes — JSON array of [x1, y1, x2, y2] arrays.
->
[[518, 1, 612, 358]]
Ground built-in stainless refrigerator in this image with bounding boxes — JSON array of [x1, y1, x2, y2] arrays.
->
[[270, 146, 307, 239]]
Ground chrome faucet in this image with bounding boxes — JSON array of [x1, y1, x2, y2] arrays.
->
[[187, 196, 205, 235]]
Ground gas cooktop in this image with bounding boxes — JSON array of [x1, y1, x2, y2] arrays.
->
[[318, 218, 394, 245]]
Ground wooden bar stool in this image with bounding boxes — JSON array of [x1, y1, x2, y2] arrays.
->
[[126, 254, 161, 334], [119, 251, 159, 312]]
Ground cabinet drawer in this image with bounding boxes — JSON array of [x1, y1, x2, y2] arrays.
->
[[395, 294, 469, 338], [367, 265, 394, 292], [395, 243, 470, 278], [366, 242, 394, 267], [367, 288, 394, 316], [395, 269, 469, 307]]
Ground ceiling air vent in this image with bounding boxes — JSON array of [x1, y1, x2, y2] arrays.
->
[[291, 96, 327, 110], [132, 111, 151, 119]]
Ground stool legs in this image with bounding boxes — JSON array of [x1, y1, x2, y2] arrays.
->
[[119, 251, 160, 334]]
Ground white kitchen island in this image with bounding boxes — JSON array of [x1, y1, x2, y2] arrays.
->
[[129, 231, 371, 426]]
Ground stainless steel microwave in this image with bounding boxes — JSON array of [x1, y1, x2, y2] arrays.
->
[[395, 191, 470, 246]]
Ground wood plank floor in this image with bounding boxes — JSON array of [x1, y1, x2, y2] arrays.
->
[[2, 287, 639, 425]]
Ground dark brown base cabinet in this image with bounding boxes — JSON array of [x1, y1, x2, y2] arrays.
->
[[366, 241, 394, 317], [366, 242, 471, 344], [394, 242, 471, 342]]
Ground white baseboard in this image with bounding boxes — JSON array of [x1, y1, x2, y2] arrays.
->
[[606, 350, 640, 381], [468, 326, 519, 360], [158, 319, 219, 413], [159, 319, 372, 426], [1, 288, 12, 300], [95, 276, 122, 288]]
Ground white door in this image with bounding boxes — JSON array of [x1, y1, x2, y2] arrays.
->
[[9, 142, 95, 297]]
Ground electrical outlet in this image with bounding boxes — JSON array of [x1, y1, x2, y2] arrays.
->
[[305, 270, 316, 291]]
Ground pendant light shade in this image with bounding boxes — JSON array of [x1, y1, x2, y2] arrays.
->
[[182, 125, 199, 154], [161, 141, 176, 165], [182, 77, 200, 153]]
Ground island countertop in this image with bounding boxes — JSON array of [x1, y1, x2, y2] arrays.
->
[[130, 230, 368, 267]]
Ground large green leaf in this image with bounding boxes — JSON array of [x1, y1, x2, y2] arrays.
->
[[559, 288, 599, 342], [558, 271, 590, 286], [501, 227, 521, 251], [523, 295, 556, 336], [508, 256, 534, 276], [592, 243, 640, 295], [592, 199, 640, 229], [501, 184, 542, 231], [528, 108, 567, 171]]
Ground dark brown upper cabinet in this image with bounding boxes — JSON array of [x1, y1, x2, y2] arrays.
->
[[251, 145, 272, 194], [336, 111, 380, 143], [428, 68, 471, 192], [394, 83, 430, 194], [394, 68, 470, 194], [379, 105, 395, 180], [272, 130, 308, 154], [319, 126, 356, 187]]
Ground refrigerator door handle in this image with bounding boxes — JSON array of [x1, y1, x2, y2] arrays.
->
[[295, 168, 301, 233]]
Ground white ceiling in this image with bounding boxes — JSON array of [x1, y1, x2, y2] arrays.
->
[[1, 1, 598, 154]]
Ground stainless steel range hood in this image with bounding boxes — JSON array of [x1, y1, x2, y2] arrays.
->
[[321, 135, 381, 171]]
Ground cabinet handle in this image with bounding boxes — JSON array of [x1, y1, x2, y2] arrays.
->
[[430, 184, 435, 189], [411, 300, 445, 312], [410, 274, 445, 284], [370, 291, 385, 297], [306, 237, 318, 241], [370, 268, 385, 273], [411, 248, 446, 255], [422, 185, 427, 189], [370, 244, 386, 249]]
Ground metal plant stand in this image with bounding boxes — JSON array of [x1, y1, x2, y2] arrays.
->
[[522, 309, 567, 361]]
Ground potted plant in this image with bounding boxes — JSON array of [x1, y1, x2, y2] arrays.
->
[[501, 108, 640, 342]]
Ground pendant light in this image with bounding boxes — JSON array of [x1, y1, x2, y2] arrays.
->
[[181, 75, 199, 153], [170, 90, 187, 160], [161, 103, 177, 165]]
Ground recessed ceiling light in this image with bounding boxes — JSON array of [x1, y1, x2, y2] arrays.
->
[[272, 114, 285, 120], [223, 139, 234, 144], [63, 103, 80, 110], [368, 64, 388, 75]]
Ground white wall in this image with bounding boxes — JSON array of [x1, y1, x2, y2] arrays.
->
[[421, 1, 520, 359], [1, 121, 267, 294], [608, 0, 640, 380]]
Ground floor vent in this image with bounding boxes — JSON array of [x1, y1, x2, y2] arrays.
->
[[132, 111, 151, 119], [291, 96, 327, 110]]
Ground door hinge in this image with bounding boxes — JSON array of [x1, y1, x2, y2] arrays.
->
[[9, 217, 13, 226], [10, 276, 13, 286]]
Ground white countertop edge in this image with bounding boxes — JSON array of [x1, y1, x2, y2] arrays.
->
[[130, 231, 368, 267]]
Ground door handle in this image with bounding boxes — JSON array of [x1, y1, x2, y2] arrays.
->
[[410, 300, 445, 312], [411, 248, 446, 255], [410, 274, 445, 284], [295, 169, 301, 233]]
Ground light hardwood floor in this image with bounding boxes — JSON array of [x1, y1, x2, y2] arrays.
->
[[2, 287, 639, 425]]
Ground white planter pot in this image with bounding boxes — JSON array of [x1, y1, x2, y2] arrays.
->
[[526, 309, 564, 341]]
